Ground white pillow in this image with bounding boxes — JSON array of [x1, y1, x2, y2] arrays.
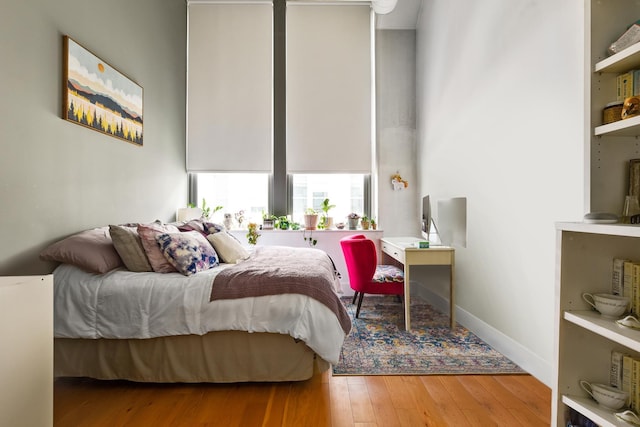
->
[[206, 232, 250, 264]]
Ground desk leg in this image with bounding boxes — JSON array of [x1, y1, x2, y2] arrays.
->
[[449, 254, 455, 328], [404, 264, 411, 331]]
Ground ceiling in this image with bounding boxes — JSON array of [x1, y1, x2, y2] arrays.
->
[[375, 0, 421, 30]]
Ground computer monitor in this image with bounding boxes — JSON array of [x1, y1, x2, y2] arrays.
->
[[421, 195, 439, 243], [421, 195, 430, 237]]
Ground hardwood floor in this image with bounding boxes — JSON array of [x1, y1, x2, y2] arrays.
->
[[54, 371, 551, 426]]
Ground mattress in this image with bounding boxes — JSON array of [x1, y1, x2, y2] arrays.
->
[[53, 262, 348, 364]]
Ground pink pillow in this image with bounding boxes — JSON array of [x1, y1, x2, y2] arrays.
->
[[138, 223, 180, 273], [40, 227, 123, 274]]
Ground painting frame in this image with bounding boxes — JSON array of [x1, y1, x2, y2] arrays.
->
[[63, 35, 143, 146]]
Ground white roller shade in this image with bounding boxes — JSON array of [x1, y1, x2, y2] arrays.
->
[[286, 4, 372, 173], [187, 3, 273, 172]]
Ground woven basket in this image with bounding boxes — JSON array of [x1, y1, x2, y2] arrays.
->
[[603, 101, 623, 124]]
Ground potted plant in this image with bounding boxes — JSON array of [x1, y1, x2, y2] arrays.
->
[[361, 215, 370, 230], [277, 216, 290, 230], [347, 213, 360, 230], [304, 208, 319, 230], [319, 198, 336, 230], [370, 218, 377, 230], [194, 198, 222, 221], [262, 212, 276, 230]]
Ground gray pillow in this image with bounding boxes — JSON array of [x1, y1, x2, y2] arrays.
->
[[109, 225, 153, 272]]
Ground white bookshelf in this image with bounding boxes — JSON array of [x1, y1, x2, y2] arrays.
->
[[553, 222, 640, 426]]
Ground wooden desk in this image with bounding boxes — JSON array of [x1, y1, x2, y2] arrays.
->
[[381, 237, 455, 330]]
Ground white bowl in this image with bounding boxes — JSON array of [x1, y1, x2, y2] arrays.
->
[[580, 380, 628, 409], [582, 293, 629, 318]]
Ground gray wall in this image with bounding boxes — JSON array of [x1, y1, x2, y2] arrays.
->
[[375, 30, 419, 236], [0, 0, 187, 275]]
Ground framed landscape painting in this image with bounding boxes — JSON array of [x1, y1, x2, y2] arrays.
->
[[63, 36, 143, 146]]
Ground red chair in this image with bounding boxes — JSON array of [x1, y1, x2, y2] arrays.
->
[[339, 234, 405, 318]]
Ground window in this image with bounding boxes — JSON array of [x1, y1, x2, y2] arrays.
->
[[187, 3, 374, 223], [194, 173, 269, 225], [291, 174, 367, 224], [194, 173, 368, 228]]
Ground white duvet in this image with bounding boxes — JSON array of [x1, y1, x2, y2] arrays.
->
[[53, 263, 347, 364]]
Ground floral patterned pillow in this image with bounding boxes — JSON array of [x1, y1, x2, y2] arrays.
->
[[156, 231, 219, 276], [372, 265, 404, 283], [138, 222, 181, 273]]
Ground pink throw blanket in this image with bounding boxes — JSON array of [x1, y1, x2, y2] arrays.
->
[[210, 246, 351, 334]]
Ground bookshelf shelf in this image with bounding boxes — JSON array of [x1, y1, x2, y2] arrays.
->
[[594, 40, 640, 74], [562, 395, 622, 427], [594, 114, 640, 137], [564, 310, 640, 352], [556, 221, 640, 237]]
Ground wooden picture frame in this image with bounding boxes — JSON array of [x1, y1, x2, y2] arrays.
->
[[63, 36, 143, 146], [630, 159, 640, 198]]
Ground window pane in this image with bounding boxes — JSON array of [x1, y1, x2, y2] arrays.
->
[[195, 173, 269, 226], [291, 174, 366, 225]]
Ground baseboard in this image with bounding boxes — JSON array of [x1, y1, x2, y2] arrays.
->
[[414, 284, 553, 388]]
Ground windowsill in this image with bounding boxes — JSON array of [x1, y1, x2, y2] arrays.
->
[[229, 228, 383, 233]]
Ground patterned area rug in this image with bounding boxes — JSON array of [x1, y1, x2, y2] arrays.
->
[[332, 296, 526, 376]]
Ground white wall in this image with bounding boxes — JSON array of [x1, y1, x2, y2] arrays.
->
[[415, 0, 585, 385], [0, 0, 187, 276]]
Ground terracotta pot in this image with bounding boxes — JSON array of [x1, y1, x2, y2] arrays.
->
[[304, 214, 318, 230]]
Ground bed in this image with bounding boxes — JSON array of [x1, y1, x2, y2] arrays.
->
[[43, 220, 351, 383]]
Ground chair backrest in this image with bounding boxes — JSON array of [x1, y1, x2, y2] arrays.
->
[[339, 234, 378, 293]]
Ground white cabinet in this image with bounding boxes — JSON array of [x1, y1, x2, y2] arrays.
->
[[553, 223, 640, 426], [0, 275, 53, 427]]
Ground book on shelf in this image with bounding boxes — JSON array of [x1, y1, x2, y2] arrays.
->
[[613, 258, 629, 296], [612, 350, 629, 389], [608, 23, 640, 56], [624, 355, 635, 408], [624, 260, 637, 311], [634, 263, 640, 315], [633, 358, 640, 412], [634, 70, 640, 96], [618, 71, 635, 101]]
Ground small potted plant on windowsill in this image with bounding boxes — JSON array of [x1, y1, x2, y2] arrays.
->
[[193, 198, 223, 221], [318, 198, 336, 230], [347, 213, 360, 230], [277, 216, 290, 230], [370, 218, 377, 230], [304, 208, 319, 230], [361, 216, 370, 230], [262, 212, 276, 230]]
